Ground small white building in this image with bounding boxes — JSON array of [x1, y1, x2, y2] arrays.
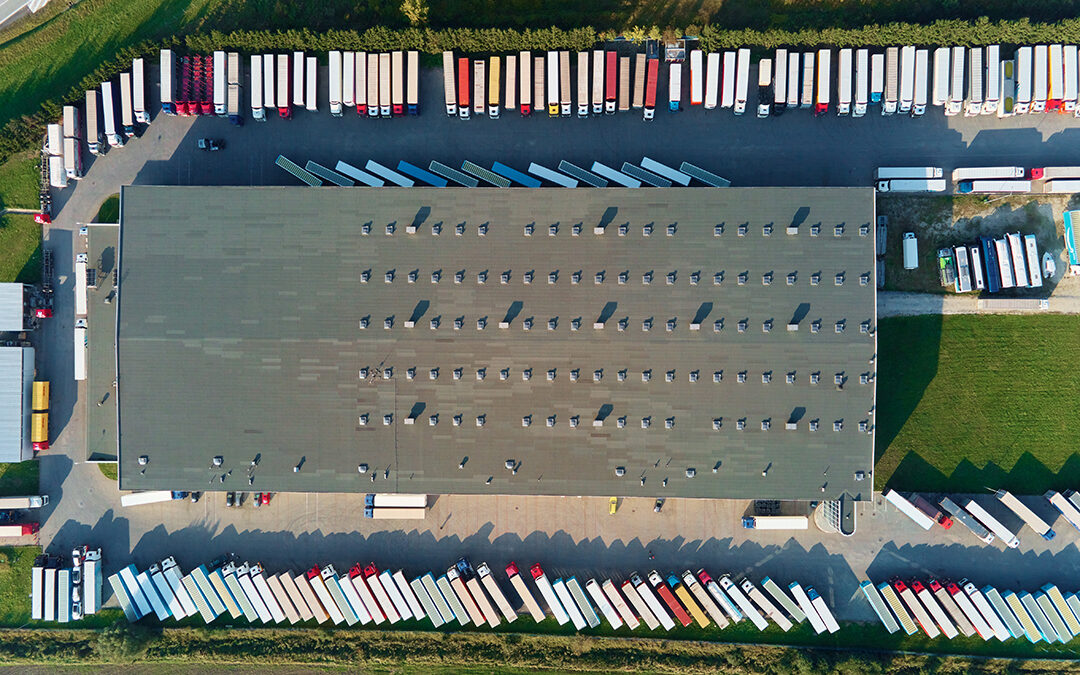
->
[[0, 346, 35, 462]]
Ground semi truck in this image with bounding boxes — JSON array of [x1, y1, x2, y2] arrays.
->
[[276, 54, 290, 119], [370, 54, 382, 118], [487, 56, 501, 118], [698, 570, 743, 623], [1065, 45, 1079, 113], [442, 51, 456, 116], [0, 495, 48, 509], [212, 50, 226, 116], [471, 59, 484, 117], [519, 51, 532, 116], [932, 47, 949, 106], [742, 578, 791, 630], [131, 57, 149, 123], [84, 549, 102, 615], [958, 180, 1031, 194], [883, 46, 899, 114], [380, 53, 392, 117], [160, 49, 175, 115], [407, 50, 419, 114], [985, 45, 1001, 114], [898, 45, 915, 114], [1033, 44, 1048, 113], [893, 580, 939, 637], [685, 572, 728, 628], [948, 46, 964, 115], [530, 564, 568, 624], [913, 49, 929, 115], [734, 48, 750, 114], [963, 500, 1020, 547], [996, 489, 1055, 540], [621, 579, 661, 629], [0, 524, 38, 537], [643, 55, 658, 120], [668, 62, 682, 112], [722, 576, 767, 630], [85, 90, 101, 154], [341, 50, 353, 110], [559, 51, 571, 116], [757, 58, 772, 117], [591, 50, 604, 114], [929, 579, 976, 637], [632, 573, 675, 630], [532, 56, 543, 119], [741, 515, 809, 529], [477, 563, 516, 623], [391, 51, 404, 116], [912, 581, 958, 638], [854, 48, 869, 116], [506, 562, 545, 622], [884, 489, 934, 529], [250, 55, 265, 121], [329, 51, 343, 116], [1045, 490, 1080, 530], [547, 51, 559, 116], [722, 51, 737, 108], [119, 72, 135, 137], [586, 578, 622, 628], [870, 52, 884, 104], [939, 497, 996, 544], [576, 51, 589, 117], [604, 50, 616, 113], [837, 48, 852, 114], [814, 49, 830, 115], [120, 491, 184, 507], [966, 47, 983, 116], [293, 50, 306, 107], [806, 587, 840, 633], [689, 49, 703, 106]]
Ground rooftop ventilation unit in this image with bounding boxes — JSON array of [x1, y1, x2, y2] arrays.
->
[[361, 270, 371, 283], [786, 421, 797, 430], [386, 224, 396, 235], [572, 223, 582, 236], [547, 369, 556, 381], [643, 271, 653, 284], [665, 417, 675, 429], [571, 271, 582, 284], [737, 319, 748, 332], [811, 272, 821, 285], [570, 416, 580, 428], [431, 271, 441, 283], [713, 371, 723, 382], [522, 368, 532, 381], [407, 270, 418, 283], [762, 272, 773, 285], [360, 367, 369, 379], [619, 223, 629, 236], [618, 369, 627, 382], [618, 317, 628, 331], [570, 369, 580, 382], [359, 317, 370, 329], [455, 270, 465, 284], [595, 271, 604, 284], [811, 320, 821, 333], [593, 369, 603, 382], [454, 317, 464, 330], [786, 372, 796, 384], [404, 320, 415, 328], [498, 321, 509, 329], [501, 368, 510, 380], [787, 322, 798, 331], [859, 223, 870, 236], [453, 415, 462, 426], [432, 223, 442, 235], [860, 272, 870, 286], [714, 224, 724, 236], [787, 273, 796, 285], [763, 319, 773, 332], [384, 414, 393, 425], [641, 417, 651, 429], [362, 223, 372, 235], [834, 224, 844, 237], [571, 318, 581, 330], [809, 420, 819, 431], [523, 317, 533, 330], [453, 368, 463, 380], [548, 318, 557, 330], [714, 272, 723, 285], [594, 224, 605, 235], [763, 224, 773, 236], [643, 318, 653, 331], [618, 271, 628, 284], [522, 415, 532, 427], [861, 321, 871, 333], [524, 223, 534, 236], [478, 270, 488, 284], [617, 416, 627, 428], [476, 415, 486, 427], [384, 317, 393, 329], [385, 271, 394, 283], [738, 272, 748, 285], [835, 272, 845, 286], [762, 372, 772, 384], [689, 370, 699, 382], [666, 271, 676, 285], [524, 271, 534, 284], [666, 318, 676, 331], [359, 413, 369, 425], [811, 223, 821, 236], [478, 223, 488, 236], [736, 419, 746, 430], [761, 419, 770, 431], [430, 368, 439, 380], [476, 368, 486, 381], [406, 367, 416, 380], [547, 415, 556, 427], [501, 271, 511, 284], [549, 224, 558, 236], [810, 372, 821, 384], [642, 369, 652, 382], [667, 224, 677, 236], [713, 319, 723, 332], [666, 369, 675, 382], [548, 272, 557, 284], [834, 373, 844, 385], [737, 371, 747, 383], [860, 373, 870, 384], [455, 223, 465, 235], [859, 420, 869, 432], [738, 223, 748, 236], [787, 224, 799, 235], [429, 415, 438, 426], [477, 317, 487, 330], [713, 419, 722, 430], [835, 321, 844, 333], [643, 224, 653, 236], [833, 420, 843, 431]]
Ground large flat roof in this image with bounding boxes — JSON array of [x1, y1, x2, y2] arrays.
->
[[117, 185, 877, 499]]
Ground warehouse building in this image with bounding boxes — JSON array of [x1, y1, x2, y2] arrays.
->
[[0, 346, 36, 463], [115, 185, 877, 500]]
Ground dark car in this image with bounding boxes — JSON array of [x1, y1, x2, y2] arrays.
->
[[197, 138, 224, 151], [225, 491, 235, 507]]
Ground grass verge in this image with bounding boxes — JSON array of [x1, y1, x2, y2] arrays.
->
[[875, 314, 1080, 493], [0, 152, 39, 211], [97, 463, 117, 481], [94, 194, 119, 223], [0, 213, 41, 284], [0, 462, 39, 497], [3, 625, 1080, 671]]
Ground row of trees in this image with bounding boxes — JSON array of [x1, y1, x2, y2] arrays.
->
[[5, 17, 1080, 169]]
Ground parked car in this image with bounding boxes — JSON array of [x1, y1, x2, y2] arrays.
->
[[197, 138, 224, 151], [225, 491, 235, 507]]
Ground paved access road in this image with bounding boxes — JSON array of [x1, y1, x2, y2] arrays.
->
[[32, 64, 1080, 626]]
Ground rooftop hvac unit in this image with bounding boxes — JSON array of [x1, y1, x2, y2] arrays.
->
[[811, 224, 821, 235], [619, 223, 629, 235], [643, 224, 653, 236], [572, 223, 582, 235], [404, 320, 415, 328], [593, 322, 604, 330], [787, 322, 799, 331]]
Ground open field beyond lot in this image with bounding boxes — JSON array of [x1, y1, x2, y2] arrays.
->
[[0, 212, 40, 284], [876, 314, 1080, 493]]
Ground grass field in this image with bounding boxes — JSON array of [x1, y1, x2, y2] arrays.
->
[[94, 194, 119, 223], [875, 314, 1080, 493], [97, 463, 117, 481], [0, 152, 39, 211], [0, 547, 39, 626], [0, 213, 41, 284], [0, 461, 39, 497]]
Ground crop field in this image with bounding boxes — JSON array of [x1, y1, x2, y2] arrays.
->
[[876, 314, 1080, 494]]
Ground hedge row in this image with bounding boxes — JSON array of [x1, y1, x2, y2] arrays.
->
[[5, 18, 1080, 169]]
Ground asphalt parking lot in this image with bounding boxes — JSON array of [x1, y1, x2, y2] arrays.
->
[[32, 63, 1080, 625]]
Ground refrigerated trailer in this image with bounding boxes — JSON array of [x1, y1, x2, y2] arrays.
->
[[938, 497, 995, 544], [591, 50, 603, 114], [391, 51, 404, 116], [85, 90, 101, 154], [505, 54, 517, 111], [643, 56, 658, 119], [1016, 46, 1032, 114], [966, 47, 983, 116], [293, 51, 306, 107], [1045, 490, 1080, 531], [669, 62, 682, 112], [547, 51, 559, 116], [380, 53, 393, 117], [800, 51, 814, 109], [734, 48, 750, 114], [1033, 44, 1048, 113], [837, 48, 852, 115], [250, 55, 265, 121], [996, 489, 1055, 539], [342, 50, 354, 109], [213, 50, 226, 116], [263, 53, 275, 110], [985, 45, 1001, 114], [932, 47, 949, 106], [1049, 43, 1064, 112], [618, 56, 630, 111], [306, 57, 317, 112], [488, 56, 501, 118], [132, 57, 149, 123], [913, 49, 929, 116], [520, 52, 532, 116], [472, 59, 485, 116], [407, 50, 419, 114], [885, 489, 935, 529], [533, 56, 544, 119], [930, 580, 975, 637], [756, 57, 772, 117], [964, 500, 1021, 547], [605, 50, 617, 113], [329, 51, 343, 116], [276, 54, 290, 118], [160, 49, 175, 115], [947, 46, 964, 115], [898, 45, 915, 114], [586, 579, 622, 628], [442, 52, 456, 116], [560, 51, 571, 116], [773, 49, 787, 114], [883, 46, 899, 114], [633, 574, 676, 630], [369, 54, 381, 118], [870, 52, 884, 104], [689, 49, 703, 106], [723, 51, 737, 108], [119, 72, 134, 137], [506, 562, 545, 622], [477, 563, 516, 623], [576, 51, 589, 116], [742, 578, 791, 631], [815, 49, 830, 115], [1065, 44, 1078, 113]]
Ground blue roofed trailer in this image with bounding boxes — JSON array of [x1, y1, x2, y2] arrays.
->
[[528, 162, 578, 187], [491, 161, 542, 188], [983, 586, 1024, 639], [1004, 590, 1043, 643], [397, 160, 448, 187], [1064, 210, 1080, 275], [590, 161, 641, 188], [108, 572, 142, 621], [119, 565, 152, 618], [137, 569, 171, 620], [980, 236, 1001, 292], [150, 563, 184, 619]]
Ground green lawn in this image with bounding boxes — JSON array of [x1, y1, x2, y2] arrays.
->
[[0, 152, 39, 211], [875, 314, 1080, 493], [0, 461, 39, 497], [0, 547, 39, 626], [97, 463, 117, 481], [94, 194, 119, 223], [0, 213, 41, 284]]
